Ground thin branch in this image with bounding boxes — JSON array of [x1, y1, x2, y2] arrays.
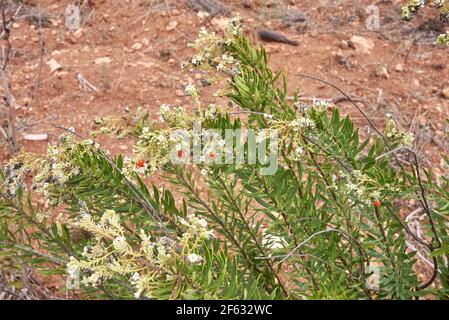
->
[[50, 124, 171, 237], [297, 74, 398, 160], [27, 7, 45, 110]]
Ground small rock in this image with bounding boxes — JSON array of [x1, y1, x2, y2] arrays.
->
[[46, 58, 62, 73], [20, 97, 31, 107], [12, 23, 20, 29], [335, 53, 352, 68], [394, 63, 403, 72], [431, 63, 445, 71], [55, 70, 69, 78], [132, 42, 143, 50], [243, 0, 253, 8], [412, 79, 420, 87], [23, 133, 48, 141], [431, 86, 439, 94], [374, 64, 389, 79], [175, 89, 184, 97], [442, 87, 449, 99], [197, 11, 210, 19], [166, 20, 178, 31], [95, 57, 112, 65], [339, 40, 349, 49], [136, 61, 155, 68], [74, 28, 84, 38], [288, 11, 307, 22], [349, 35, 375, 54], [167, 58, 176, 64]]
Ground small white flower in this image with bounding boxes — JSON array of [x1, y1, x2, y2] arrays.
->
[[66, 256, 80, 277], [187, 253, 203, 264], [290, 119, 300, 131], [184, 84, 198, 97], [83, 139, 94, 145], [196, 218, 208, 228], [200, 230, 214, 240], [130, 272, 140, 285], [216, 63, 226, 72], [142, 127, 150, 135], [113, 236, 129, 253], [205, 104, 218, 120]]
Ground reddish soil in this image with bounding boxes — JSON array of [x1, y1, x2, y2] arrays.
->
[[0, 0, 448, 298], [1, 0, 448, 171]]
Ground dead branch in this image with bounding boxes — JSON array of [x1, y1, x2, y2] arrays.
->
[[0, 0, 23, 154]]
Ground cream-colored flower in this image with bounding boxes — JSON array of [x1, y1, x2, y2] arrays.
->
[[187, 253, 203, 264], [113, 236, 129, 253]]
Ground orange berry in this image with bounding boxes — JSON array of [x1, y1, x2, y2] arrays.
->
[[374, 200, 381, 208], [136, 159, 145, 168], [178, 149, 183, 158], [209, 152, 216, 159]]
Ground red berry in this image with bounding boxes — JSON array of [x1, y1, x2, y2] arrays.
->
[[209, 152, 216, 159], [178, 149, 183, 158], [374, 200, 381, 208], [136, 159, 145, 168]]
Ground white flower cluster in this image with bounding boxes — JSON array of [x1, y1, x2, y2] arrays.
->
[[2, 161, 30, 198], [436, 31, 449, 46], [186, 16, 242, 74], [67, 209, 212, 298], [226, 15, 244, 37], [292, 146, 304, 161], [187, 27, 220, 67], [178, 214, 215, 244], [339, 169, 400, 206], [204, 104, 219, 120], [402, 0, 449, 22], [341, 170, 374, 206], [312, 99, 330, 113], [123, 127, 171, 177], [184, 84, 201, 106], [34, 133, 86, 205], [385, 113, 414, 147], [158, 104, 195, 128], [289, 117, 316, 131]]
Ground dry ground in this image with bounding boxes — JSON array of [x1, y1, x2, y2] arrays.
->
[[0, 0, 449, 298]]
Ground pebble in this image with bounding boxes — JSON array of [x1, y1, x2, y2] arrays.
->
[[442, 87, 449, 99], [132, 42, 143, 50], [350, 35, 375, 54], [95, 57, 112, 65], [74, 28, 84, 39], [395, 63, 404, 72], [23, 133, 48, 141], [166, 20, 178, 31]]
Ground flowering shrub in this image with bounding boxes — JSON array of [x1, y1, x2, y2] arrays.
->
[[402, 0, 449, 45], [1, 16, 449, 299]]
